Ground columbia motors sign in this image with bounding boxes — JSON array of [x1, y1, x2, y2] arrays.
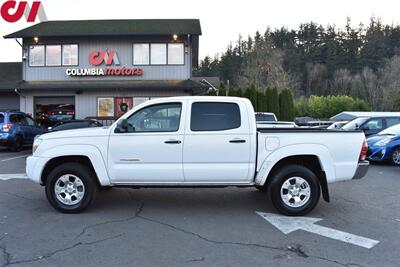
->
[[1, 1, 47, 23], [66, 50, 143, 77]]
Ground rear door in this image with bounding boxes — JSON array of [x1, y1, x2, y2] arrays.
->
[[183, 100, 252, 183]]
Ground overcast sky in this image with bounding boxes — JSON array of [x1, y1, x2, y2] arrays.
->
[[1, 0, 399, 62]]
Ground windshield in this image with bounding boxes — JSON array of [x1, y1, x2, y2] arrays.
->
[[255, 114, 276, 122], [378, 124, 400, 135], [342, 118, 368, 130], [0, 114, 4, 124]]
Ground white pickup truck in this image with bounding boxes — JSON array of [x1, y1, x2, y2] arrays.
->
[[27, 96, 369, 215]]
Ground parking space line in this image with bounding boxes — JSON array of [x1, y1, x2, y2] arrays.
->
[[1, 155, 29, 162], [0, 173, 28, 180]]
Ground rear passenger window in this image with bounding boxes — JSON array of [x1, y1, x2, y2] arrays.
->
[[191, 102, 241, 131], [9, 114, 26, 125], [386, 117, 400, 127]]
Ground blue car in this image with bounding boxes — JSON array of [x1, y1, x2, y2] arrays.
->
[[0, 111, 43, 152], [367, 124, 400, 166]]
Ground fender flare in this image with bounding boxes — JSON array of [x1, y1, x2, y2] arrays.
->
[[40, 144, 111, 186], [255, 144, 336, 186]]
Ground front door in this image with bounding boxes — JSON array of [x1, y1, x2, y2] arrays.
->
[[108, 101, 185, 183], [183, 100, 253, 183]]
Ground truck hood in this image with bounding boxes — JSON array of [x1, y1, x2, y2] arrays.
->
[[40, 127, 110, 140]]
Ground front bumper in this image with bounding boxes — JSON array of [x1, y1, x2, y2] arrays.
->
[[352, 160, 370, 180], [26, 156, 50, 184]]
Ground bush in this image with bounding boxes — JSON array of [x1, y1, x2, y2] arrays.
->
[[295, 95, 371, 119]]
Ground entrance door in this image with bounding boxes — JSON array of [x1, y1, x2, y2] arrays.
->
[[108, 101, 185, 183], [34, 96, 75, 128]]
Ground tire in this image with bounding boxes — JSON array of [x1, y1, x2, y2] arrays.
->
[[390, 147, 400, 166], [269, 164, 320, 216], [9, 135, 23, 152], [45, 162, 98, 213]]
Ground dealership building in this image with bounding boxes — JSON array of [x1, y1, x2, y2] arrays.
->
[[1, 19, 208, 124]]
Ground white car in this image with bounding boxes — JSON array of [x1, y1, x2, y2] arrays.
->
[[27, 96, 369, 215]]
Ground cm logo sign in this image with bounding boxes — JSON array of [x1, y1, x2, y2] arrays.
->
[[89, 50, 121, 66], [0, 0, 47, 23]]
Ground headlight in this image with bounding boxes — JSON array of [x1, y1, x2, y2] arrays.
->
[[375, 138, 391, 146], [32, 137, 43, 153]]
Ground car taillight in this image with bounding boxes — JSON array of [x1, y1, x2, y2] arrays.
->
[[360, 139, 368, 161], [2, 123, 12, 132]]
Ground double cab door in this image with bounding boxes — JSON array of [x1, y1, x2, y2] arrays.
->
[[108, 99, 253, 184]]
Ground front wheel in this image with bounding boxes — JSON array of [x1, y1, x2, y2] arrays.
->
[[270, 164, 320, 216], [45, 162, 98, 213], [10, 136, 23, 152], [390, 147, 400, 166]]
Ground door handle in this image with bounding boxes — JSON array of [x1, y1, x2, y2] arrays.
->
[[164, 140, 182, 144], [229, 139, 246, 143]]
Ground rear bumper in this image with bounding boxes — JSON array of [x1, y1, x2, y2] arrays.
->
[[352, 160, 370, 180]]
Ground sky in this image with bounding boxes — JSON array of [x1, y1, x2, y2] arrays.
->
[[0, 0, 399, 62]]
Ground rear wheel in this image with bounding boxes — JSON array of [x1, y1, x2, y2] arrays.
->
[[10, 135, 23, 152], [390, 147, 400, 166], [45, 162, 98, 213], [269, 164, 320, 216]]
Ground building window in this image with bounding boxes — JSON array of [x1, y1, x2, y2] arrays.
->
[[29, 45, 45, 66], [46, 45, 61, 66], [133, 97, 150, 107], [133, 44, 149, 65], [150, 44, 167, 65], [62, 44, 78, 66], [168, 43, 184, 65]]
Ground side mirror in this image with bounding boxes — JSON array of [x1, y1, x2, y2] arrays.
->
[[115, 119, 129, 133]]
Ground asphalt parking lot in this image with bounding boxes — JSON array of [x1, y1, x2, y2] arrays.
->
[[0, 149, 399, 267]]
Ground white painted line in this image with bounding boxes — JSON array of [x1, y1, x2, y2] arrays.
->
[[0, 173, 28, 180], [256, 212, 379, 249], [1, 155, 29, 162]]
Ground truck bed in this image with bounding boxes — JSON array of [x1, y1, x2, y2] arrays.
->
[[256, 128, 365, 183]]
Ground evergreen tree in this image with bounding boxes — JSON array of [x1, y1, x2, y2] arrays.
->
[[279, 89, 295, 121]]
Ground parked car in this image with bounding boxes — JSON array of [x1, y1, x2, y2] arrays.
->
[[0, 111, 43, 151], [342, 116, 400, 137], [366, 124, 400, 166], [256, 121, 297, 129], [27, 96, 369, 215], [255, 112, 277, 122], [305, 121, 333, 128], [48, 120, 103, 132], [327, 121, 349, 130]]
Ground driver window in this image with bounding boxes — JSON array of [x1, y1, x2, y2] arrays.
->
[[364, 119, 383, 130], [25, 116, 36, 126], [126, 103, 182, 132]]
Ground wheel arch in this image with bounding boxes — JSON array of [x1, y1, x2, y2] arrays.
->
[[39, 145, 111, 186], [255, 144, 334, 202]]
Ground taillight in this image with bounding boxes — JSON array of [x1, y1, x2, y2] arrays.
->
[[2, 123, 12, 132], [360, 139, 368, 161]]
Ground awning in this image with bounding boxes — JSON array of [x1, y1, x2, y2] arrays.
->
[[15, 79, 209, 95]]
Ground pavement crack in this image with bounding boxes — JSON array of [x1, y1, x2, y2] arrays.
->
[[186, 257, 205, 263], [4, 233, 123, 267], [287, 244, 308, 258], [75, 190, 144, 240], [0, 245, 11, 267]]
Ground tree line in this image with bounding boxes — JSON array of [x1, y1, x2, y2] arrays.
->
[[196, 17, 400, 112]]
